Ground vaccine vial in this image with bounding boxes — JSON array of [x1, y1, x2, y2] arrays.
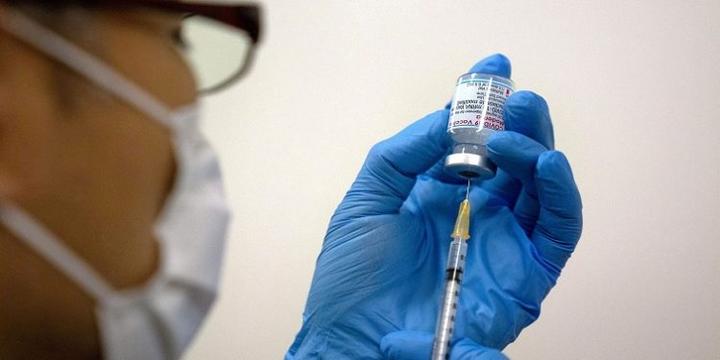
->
[[445, 73, 514, 179]]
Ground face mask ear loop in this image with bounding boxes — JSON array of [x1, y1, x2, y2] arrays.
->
[[0, 8, 174, 128], [0, 202, 117, 303]]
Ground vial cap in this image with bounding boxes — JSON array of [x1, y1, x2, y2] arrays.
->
[[444, 153, 496, 179]]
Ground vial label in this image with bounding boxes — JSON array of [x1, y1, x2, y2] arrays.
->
[[448, 78, 513, 132]]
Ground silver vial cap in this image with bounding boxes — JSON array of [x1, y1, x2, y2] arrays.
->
[[444, 153, 496, 179]]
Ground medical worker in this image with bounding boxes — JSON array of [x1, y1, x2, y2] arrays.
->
[[0, 1, 582, 359]]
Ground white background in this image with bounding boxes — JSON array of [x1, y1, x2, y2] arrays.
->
[[185, 1, 720, 359]]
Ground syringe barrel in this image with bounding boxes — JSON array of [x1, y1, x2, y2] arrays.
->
[[432, 238, 468, 360]]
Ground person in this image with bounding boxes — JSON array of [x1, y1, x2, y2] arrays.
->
[[0, 1, 259, 359], [0, 1, 582, 359]]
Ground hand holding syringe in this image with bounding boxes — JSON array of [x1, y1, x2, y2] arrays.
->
[[286, 55, 582, 360]]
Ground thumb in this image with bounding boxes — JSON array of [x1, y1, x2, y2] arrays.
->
[[332, 109, 451, 220], [380, 331, 507, 360]]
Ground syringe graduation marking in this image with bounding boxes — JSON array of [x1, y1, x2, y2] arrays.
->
[[431, 182, 472, 360]]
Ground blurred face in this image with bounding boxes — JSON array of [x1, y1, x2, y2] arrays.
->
[[0, 5, 195, 206], [0, 4, 198, 358]]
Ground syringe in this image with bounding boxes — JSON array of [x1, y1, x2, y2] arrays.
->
[[431, 181, 472, 360]]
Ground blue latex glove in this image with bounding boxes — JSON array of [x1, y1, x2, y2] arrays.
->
[[286, 54, 582, 360]]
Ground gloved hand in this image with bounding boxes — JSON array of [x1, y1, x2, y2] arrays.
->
[[380, 331, 508, 360], [285, 54, 582, 360]]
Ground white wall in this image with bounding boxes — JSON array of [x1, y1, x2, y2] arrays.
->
[[185, 1, 720, 359]]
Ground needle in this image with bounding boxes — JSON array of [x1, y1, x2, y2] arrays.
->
[[465, 178, 471, 200]]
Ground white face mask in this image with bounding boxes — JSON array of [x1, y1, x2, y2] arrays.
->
[[0, 10, 231, 360]]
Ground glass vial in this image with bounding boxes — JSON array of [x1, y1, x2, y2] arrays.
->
[[445, 73, 514, 179]]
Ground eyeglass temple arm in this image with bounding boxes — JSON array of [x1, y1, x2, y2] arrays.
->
[[97, 0, 262, 44]]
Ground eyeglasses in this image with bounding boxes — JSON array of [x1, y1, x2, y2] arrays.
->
[[102, 0, 262, 93]]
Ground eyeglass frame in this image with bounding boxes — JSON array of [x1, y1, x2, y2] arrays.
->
[[11, 0, 263, 93], [120, 0, 262, 93]]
